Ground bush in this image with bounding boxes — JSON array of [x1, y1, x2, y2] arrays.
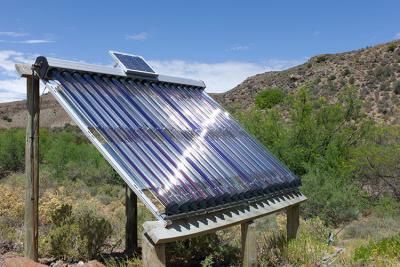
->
[[167, 233, 240, 266], [44, 204, 112, 261], [354, 233, 400, 263], [0, 129, 25, 175], [239, 87, 376, 226], [387, 43, 397, 52], [257, 217, 332, 266], [255, 88, 285, 109], [328, 74, 336, 80], [315, 55, 328, 63], [374, 65, 392, 80], [1, 115, 12, 122]]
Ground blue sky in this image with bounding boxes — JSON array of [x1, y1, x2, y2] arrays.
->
[[0, 0, 399, 102]]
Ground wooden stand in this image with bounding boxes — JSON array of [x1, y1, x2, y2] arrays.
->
[[286, 204, 300, 241], [142, 233, 166, 267], [24, 73, 40, 261], [143, 193, 305, 267], [125, 185, 138, 255], [241, 221, 257, 267]]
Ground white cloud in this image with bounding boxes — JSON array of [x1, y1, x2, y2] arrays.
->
[[0, 79, 26, 102], [126, 32, 148, 41], [149, 58, 304, 93], [0, 31, 28, 37], [229, 45, 249, 51], [20, 39, 54, 44], [0, 50, 33, 73], [395, 33, 400, 39], [0, 39, 54, 44], [0, 50, 35, 103], [0, 48, 304, 103]]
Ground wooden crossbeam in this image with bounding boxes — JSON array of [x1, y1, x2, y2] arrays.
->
[[144, 193, 306, 245]]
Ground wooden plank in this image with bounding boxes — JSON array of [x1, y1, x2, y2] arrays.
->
[[286, 204, 300, 241], [15, 63, 32, 77], [125, 185, 138, 255], [144, 193, 307, 244], [24, 76, 40, 261], [142, 233, 166, 267], [241, 221, 257, 267]]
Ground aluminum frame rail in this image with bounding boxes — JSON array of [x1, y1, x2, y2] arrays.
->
[[38, 56, 301, 220]]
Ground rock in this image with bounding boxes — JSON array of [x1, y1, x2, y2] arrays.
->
[[52, 259, 67, 267], [83, 260, 106, 267], [71, 260, 105, 267], [3, 256, 47, 267]]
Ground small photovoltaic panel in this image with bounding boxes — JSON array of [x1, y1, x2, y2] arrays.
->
[[110, 51, 158, 77]]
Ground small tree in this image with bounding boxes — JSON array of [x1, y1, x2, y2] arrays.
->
[[255, 88, 285, 109]]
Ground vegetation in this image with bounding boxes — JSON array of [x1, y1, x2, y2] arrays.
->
[[237, 86, 400, 227], [354, 233, 400, 264], [43, 204, 112, 261], [0, 84, 399, 265], [255, 88, 285, 109]]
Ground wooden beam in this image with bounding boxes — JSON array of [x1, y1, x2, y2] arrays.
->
[[125, 185, 138, 255], [286, 204, 300, 241], [24, 75, 40, 261], [144, 193, 307, 244], [15, 63, 32, 78], [142, 233, 166, 267], [241, 221, 257, 267]]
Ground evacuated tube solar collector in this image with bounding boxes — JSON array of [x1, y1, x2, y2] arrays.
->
[[34, 51, 301, 219]]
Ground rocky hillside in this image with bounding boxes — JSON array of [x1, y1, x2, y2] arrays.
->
[[213, 40, 400, 124], [0, 93, 72, 129], [1, 40, 400, 128]]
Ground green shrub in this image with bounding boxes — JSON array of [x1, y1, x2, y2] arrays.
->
[[239, 87, 377, 226], [77, 210, 113, 259], [258, 231, 288, 266], [1, 115, 12, 122], [0, 129, 25, 175], [387, 43, 397, 52], [255, 88, 285, 109], [354, 233, 400, 263], [45, 204, 112, 261], [257, 217, 331, 266], [328, 74, 336, 80], [167, 233, 240, 266], [315, 55, 328, 63], [47, 222, 84, 260], [342, 68, 351, 76], [374, 65, 392, 80]]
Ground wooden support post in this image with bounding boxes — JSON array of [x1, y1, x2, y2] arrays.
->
[[24, 75, 40, 261], [241, 221, 257, 267], [142, 233, 166, 267], [286, 204, 300, 241], [125, 185, 138, 255]]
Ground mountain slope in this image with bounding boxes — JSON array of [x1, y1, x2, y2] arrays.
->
[[213, 40, 400, 124], [0, 93, 73, 129]]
